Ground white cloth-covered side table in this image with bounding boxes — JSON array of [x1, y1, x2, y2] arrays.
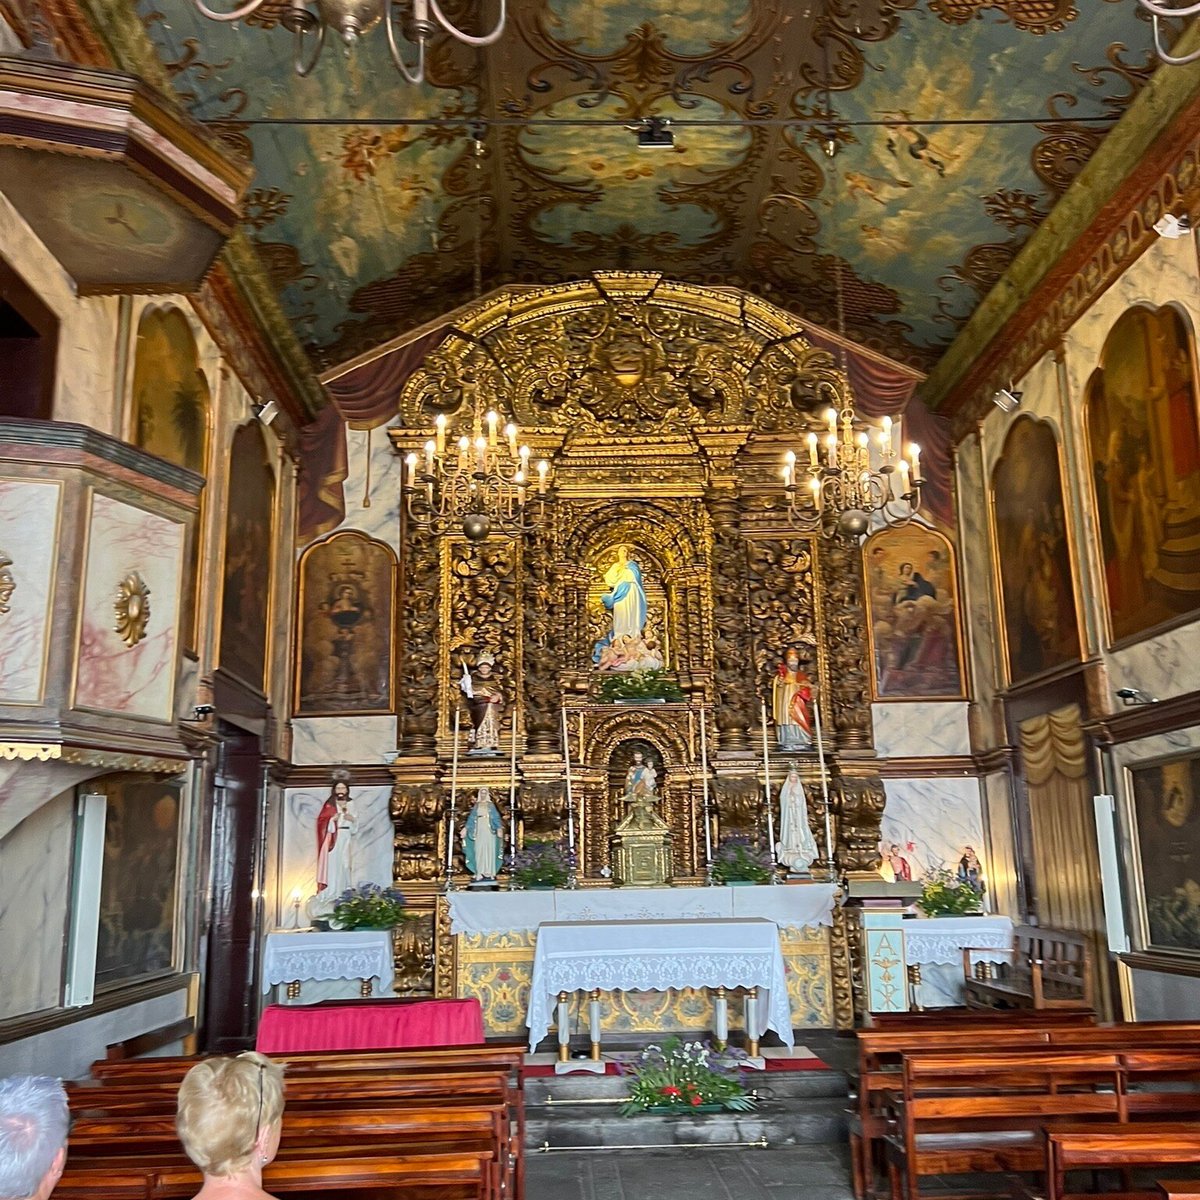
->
[[906, 915, 1013, 1009], [526, 917, 793, 1064], [262, 930, 395, 1001]]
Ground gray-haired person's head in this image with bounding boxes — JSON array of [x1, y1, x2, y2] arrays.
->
[[0, 1076, 69, 1200]]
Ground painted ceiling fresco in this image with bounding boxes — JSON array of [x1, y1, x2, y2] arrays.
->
[[130, 0, 1161, 372]]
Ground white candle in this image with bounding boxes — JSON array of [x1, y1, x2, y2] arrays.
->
[[505, 422, 519, 459], [807, 431, 818, 466], [699, 704, 712, 867], [760, 701, 776, 868], [435, 413, 447, 456], [561, 706, 575, 851], [826, 433, 838, 468], [404, 452, 417, 488], [908, 442, 922, 482], [880, 415, 892, 459], [447, 707, 461, 876], [486, 410, 498, 447], [783, 449, 796, 489], [509, 710, 518, 862], [457, 435, 470, 471], [897, 458, 910, 498], [474, 436, 488, 474], [537, 460, 549, 493], [826, 407, 838, 435], [813, 694, 834, 870], [423, 439, 435, 475]]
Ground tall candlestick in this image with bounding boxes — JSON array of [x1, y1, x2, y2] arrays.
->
[[508, 710, 519, 880], [561, 706, 575, 851], [813, 693, 835, 873], [760, 701, 777, 880], [446, 707, 461, 885], [699, 704, 713, 872]]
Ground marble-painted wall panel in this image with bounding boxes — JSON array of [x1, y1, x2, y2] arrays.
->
[[1107, 621, 1200, 704], [880, 776, 987, 894], [291, 716, 398, 766], [0, 760, 103, 842], [74, 493, 185, 720], [0, 479, 61, 703], [872, 702, 970, 758], [0, 790, 73, 1020], [279, 783, 393, 919], [335, 426, 403, 555]]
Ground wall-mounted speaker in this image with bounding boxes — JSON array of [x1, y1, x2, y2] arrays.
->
[[1093, 793, 1130, 956]]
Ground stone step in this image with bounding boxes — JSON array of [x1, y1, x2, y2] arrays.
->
[[525, 1094, 849, 1150], [525, 1068, 849, 1104]]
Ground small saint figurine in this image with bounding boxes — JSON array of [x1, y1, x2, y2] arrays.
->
[[775, 763, 819, 874], [623, 750, 658, 799], [772, 649, 813, 751], [460, 651, 504, 755], [463, 786, 505, 882]]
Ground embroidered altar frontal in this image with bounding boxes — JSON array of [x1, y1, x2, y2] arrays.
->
[[435, 886, 836, 1037]]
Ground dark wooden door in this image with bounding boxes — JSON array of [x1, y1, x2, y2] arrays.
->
[[202, 724, 263, 1052]]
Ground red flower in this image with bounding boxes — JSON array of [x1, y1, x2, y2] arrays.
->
[[660, 1086, 681, 1097], [685, 1081, 697, 1090], [690, 1093, 703, 1106]]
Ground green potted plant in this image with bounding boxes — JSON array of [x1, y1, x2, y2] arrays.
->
[[597, 669, 684, 704], [329, 882, 412, 930], [917, 867, 983, 916], [508, 840, 576, 889], [620, 1036, 756, 1115], [710, 836, 775, 885]]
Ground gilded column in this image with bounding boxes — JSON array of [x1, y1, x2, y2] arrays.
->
[[706, 490, 754, 753], [398, 522, 440, 756], [523, 520, 560, 754]]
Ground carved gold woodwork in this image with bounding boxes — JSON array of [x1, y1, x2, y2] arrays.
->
[[113, 570, 151, 647], [390, 278, 893, 1022]]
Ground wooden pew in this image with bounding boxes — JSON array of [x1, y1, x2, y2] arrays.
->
[[1047, 1123, 1200, 1200], [963, 927, 1093, 1012], [52, 1150, 491, 1199], [882, 1051, 1125, 1200], [866, 1010, 1097, 1030]]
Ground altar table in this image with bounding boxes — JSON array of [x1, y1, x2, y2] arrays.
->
[[256, 998, 484, 1053], [527, 917, 793, 1055], [447, 883, 837, 935], [261, 930, 395, 1002]]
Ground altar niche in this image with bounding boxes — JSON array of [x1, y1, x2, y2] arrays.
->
[[608, 738, 673, 886]]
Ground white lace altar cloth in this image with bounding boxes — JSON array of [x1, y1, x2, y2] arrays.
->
[[261, 930, 395, 992], [526, 918, 793, 1051], [448, 884, 836, 936], [903, 915, 1013, 966]]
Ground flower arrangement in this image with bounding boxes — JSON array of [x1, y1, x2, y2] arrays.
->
[[917, 867, 983, 917], [710, 835, 775, 885], [597, 669, 684, 704], [508, 840, 576, 889], [330, 882, 412, 930], [620, 1037, 756, 1115]]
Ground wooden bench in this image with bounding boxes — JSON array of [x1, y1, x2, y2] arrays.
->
[[883, 1050, 1125, 1200], [1046, 1123, 1200, 1200], [52, 1150, 491, 1199], [963, 927, 1093, 1011], [865, 1010, 1097, 1029]]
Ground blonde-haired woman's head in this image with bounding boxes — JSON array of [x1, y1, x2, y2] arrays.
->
[[176, 1052, 285, 1177]]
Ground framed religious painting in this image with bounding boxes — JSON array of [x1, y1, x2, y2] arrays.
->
[[1126, 751, 1200, 958], [219, 422, 276, 694], [1084, 305, 1200, 646], [93, 773, 183, 989], [990, 416, 1081, 685], [863, 525, 965, 700], [295, 531, 396, 716]]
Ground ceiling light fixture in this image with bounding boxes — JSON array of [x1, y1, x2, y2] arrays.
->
[[1134, 0, 1200, 64], [190, 0, 506, 80], [633, 117, 674, 150]]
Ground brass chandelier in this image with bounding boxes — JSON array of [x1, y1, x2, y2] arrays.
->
[[189, 0, 506, 80], [401, 390, 550, 541]]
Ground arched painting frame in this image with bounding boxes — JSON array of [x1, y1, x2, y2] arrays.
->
[[1084, 304, 1200, 646], [989, 415, 1080, 685], [863, 525, 965, 700], [219, 422, 275, 694], [294, 530, 396, 716]]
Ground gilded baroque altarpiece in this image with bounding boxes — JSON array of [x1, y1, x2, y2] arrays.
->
[[384, 277, 890, 1029]]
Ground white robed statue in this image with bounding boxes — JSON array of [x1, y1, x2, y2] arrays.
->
[[603, 544, 647, 640], [463, 786, 505, 881], [775, 763, 819, 874]]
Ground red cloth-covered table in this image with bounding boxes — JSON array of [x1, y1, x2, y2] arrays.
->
[[256, 999, 485, 1054]]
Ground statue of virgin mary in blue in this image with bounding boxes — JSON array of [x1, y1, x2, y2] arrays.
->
[[593, 544, 657, 670]]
